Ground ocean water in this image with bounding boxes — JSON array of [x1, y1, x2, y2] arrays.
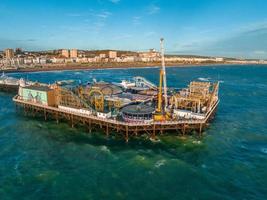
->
[[0, 65, 267, 200]]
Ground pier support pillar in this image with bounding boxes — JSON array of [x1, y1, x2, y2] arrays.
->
[[106, 124, 109, 137], [71, 114, 74, 128], [24, 105, 26, 116], [125, 126, 129, 142], [182, 124, 186, 136], [44, 109, 47, 121], [56, 112, 59, 124], [88, 120, 92, 133], [152, 124, 156, 140], [199, 123, 203, 137]]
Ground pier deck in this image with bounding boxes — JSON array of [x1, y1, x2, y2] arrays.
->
[[13, 95, 218, 141]]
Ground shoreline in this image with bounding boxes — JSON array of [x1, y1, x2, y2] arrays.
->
[[1, 62, 267, 74]]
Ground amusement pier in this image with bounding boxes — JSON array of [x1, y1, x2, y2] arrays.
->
[[11, 39, 220, 141]]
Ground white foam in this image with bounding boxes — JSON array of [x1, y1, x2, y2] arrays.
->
[[154, 159, 166, 168], [260, 148, 267, 154], [192, 140, 202, 144], [197, 77, 210, 81], [201, 164, 207, 169], [100, 145, 110, 153]]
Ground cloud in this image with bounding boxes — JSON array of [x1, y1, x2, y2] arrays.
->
[[92, 11, 112, 32], [95, 11, 112, 18], [65, 10, 112, 33], [187, 27, 267, 58], [171, 20, 267, 59], [66, 10, 111, 19], [147, 4, 160, 15], [207, 26, 267, 57], [132, 16, 141, 25], [253, 50, 266, 55]]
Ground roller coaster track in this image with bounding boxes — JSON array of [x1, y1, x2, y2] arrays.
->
[[133, 76, 157, 90], [59, 87, 95, 112]]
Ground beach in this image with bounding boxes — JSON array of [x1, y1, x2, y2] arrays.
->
[[1, 61, 254, 74]]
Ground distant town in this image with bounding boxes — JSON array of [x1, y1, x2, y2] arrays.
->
[[1, 48, 267, 72]]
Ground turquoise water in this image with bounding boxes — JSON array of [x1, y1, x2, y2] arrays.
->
[[1, 65, 267, 200]]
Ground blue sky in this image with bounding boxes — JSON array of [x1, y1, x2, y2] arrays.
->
[[1, 0, 267, 58]]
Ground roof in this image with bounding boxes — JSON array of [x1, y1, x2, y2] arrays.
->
[[121, 104, 154, 115], [23, 85, 52, 92], [117, 92, 152, 101], [89, 82, 123, 95]]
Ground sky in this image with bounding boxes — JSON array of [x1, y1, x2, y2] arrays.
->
[[1, 0, 267, 58]]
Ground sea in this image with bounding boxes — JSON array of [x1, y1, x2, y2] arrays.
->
[[0, 65, 267, 200]]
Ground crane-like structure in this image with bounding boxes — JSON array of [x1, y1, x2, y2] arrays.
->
[[160, 38, 168, 110], [154, 38, 170, 121]]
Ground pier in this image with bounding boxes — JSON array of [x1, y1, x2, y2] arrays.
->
[[11, 39, 220, 142], [13, 95, 218, 142]]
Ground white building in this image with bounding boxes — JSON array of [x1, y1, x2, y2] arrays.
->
[[108, 51, 117, 59]]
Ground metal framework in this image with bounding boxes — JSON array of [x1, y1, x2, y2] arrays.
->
[[13, 95, 218, 142], [170, 82, 219, 113]]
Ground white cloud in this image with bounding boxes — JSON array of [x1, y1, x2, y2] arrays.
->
[[253, 50, 266, 55], [95, 11, 112, 18], [148, 4, 160, 15], [63, 10, 112, 34]]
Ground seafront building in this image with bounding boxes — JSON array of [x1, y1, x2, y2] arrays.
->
[[5, 49, 14, 59], [61, 49, 70, 58], [108, 51, 117, 59], [0, 47, 266, 70], [70, 49, 78, 58]]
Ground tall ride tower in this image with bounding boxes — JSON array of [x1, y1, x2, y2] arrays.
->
[[154, 38, 170, 121], [160, 38, 168, 110]]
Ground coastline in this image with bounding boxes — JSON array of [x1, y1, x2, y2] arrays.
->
[[2, 62, 266, 74]]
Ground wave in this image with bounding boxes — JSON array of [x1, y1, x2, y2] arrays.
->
[[260, 147, 267, 154], [197, 77, 210, 81], [154, 159, 166, 168], [100, 145, 110, 153]]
